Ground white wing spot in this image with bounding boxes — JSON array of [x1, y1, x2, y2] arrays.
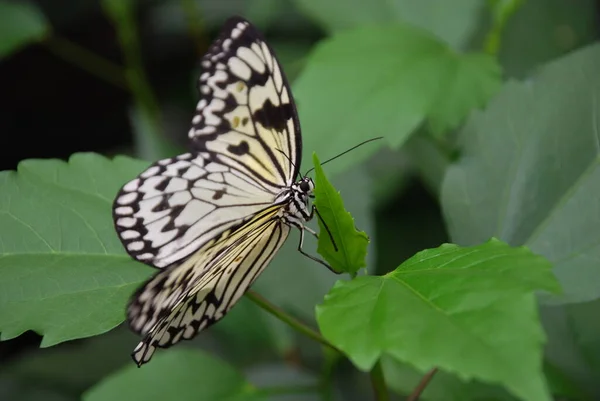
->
[[115, 206, 134, 215], [237, 47, 265, 74], [117, 217, 137, 228], [127, 241, 145, 251], [141, 166, 161, 178], [182, 166, 205, 180], [121, 230, 140, 240], [196, 99, 207, 110], [117, 192, 138, 205], [123, 179, 140, 191], [228, 57, 251, 80], [208, 173, 224, 182]]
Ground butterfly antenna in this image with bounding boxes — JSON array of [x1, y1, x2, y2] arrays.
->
[[304, 137, 383, 176], [314, 206, 338, 252], [276, 148, 302, 180]]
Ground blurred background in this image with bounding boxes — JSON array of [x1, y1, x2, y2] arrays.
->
[[0, 0, 599, 400]]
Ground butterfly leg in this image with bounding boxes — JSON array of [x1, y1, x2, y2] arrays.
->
[[295, 224, 340, 274], [310, 205, 339, 252]]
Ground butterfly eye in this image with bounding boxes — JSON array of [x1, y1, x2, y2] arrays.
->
[[299, 181, 310, 192]]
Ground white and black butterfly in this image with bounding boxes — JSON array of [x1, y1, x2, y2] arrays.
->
[[112, 16, 333, 366]]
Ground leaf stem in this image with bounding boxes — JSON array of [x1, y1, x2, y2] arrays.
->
[[407, 367, 438, 401], [102, 0, 170, 159], [103, 2, 161, 119], [483, 0, 524, 55], [246, 290, 340, 353], [369, 360, 390, 401], [319, 346, 340, 401], [43, 35, 128, 89]]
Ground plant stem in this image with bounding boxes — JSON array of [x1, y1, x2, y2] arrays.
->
[[246, 290, 340, 353], [319, 346, 340, 401], [103, 1, 161, 121], [102, 0, 172, 159], [369, 360, 390, 401], [44, 35, 128, 89], [483, 0, 524, 55], [407, 367, 438, 401]]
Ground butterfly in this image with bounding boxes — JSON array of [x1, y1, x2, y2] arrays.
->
[[112, 16, 334, 366]]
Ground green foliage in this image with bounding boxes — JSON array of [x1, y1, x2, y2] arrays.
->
[[441, 43, 600, 305], [292, 0, 483, 49], [312, 153, 369, 275], [317, 239, 560, 401], [0, 1, 48, 58], [83, 349, 266, 401], [295, 23, 501, 175], [0, 154, 151, 346]]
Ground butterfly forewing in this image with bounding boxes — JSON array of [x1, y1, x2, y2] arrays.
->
[[113, 152, 277, 268], [189, 18, 301, 188]]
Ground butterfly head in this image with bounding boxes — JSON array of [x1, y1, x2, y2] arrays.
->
[[297, 177, 315, 196]]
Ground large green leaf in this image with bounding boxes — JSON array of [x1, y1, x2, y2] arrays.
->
[[441, 43, 600, 304], [0, 154, 151, 346], [312, 153, 369, 275], [83, 349, 265, 401], [292, 0, 483, 49], [0, 1, 48, 58], [294, 23, 500, 176], [316, 239, 560, 401]]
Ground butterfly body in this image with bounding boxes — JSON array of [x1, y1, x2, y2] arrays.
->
[[112, 17, 324, 366]]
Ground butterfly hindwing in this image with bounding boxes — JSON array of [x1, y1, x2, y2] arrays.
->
[[189, 17, 301, 188], [129, 208, 289, 366]]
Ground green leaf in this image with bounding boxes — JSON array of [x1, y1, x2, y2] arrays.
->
[[0, 153, 152, 346], [441, 43, 600, 304], [316, 239, 560, 401], [542, 300, 600, 400], [496, 0, 599, 78], [312, 153, 369, 275], [295, 24, 501, 176], [83, 349, 265, 401], [293, 0, 483, 49], [3, 327, 138, 393], [0, 1, 48, 58]]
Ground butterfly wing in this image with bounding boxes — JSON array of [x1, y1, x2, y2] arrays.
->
[[189, 17, 302, 188], [128, 207, 288, 366], [113, 17, 301, 269], [113, 153, 278, 268]]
